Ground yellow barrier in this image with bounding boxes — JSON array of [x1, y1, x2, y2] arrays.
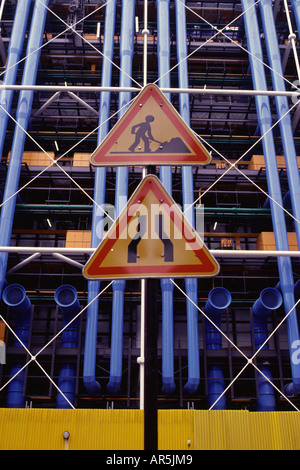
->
[[0, 409, 300, 450]]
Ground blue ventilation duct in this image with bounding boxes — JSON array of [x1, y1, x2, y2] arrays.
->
[[107, 0, 135, 394], [252, 288, 282, 411], [2, 284, 31, 408], [259, 0, 300, 249], [291, 0, 300, 38], [175, 0, 200, 395], [0, 0, 31, 160], [205, 287, 231, 409], [54, 285, 80, 408], [0, 0, 50, 297], [241, 0, 300, 395], [156, 0, 175, 395], [83, 0, 117, 396]]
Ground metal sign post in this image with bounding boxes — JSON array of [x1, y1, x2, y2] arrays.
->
[[143, 164, 158, 451]]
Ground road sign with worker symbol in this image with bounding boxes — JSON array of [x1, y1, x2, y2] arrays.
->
[[83, 175, 219, 280], [90, 84, 212, 167]]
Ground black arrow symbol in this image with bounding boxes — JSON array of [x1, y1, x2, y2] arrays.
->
[[128, 215, 147, 263], [155, 213, 174, 262]]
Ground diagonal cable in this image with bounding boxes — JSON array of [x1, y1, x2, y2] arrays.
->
[[0, 281, 114, 408], [154, 0, 299, 94], [36, 0, 142, 89], [0, 93, 141, 222], [178, 0, 300, 92], [182, 97, 300, 228], [170, 278, 300, 411]]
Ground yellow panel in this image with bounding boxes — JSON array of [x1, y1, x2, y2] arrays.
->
[[6, 151, 55, 166], [256, 232, 298, 251], [248, 154, 300, 170], [1, 409, 300, 450], [193, 410, 300, 450], [193, 410, 252, 450], [73, 152, 91, 167], [158, 410, 194, 450], [0, 409, 143, 450], [65, 230, 91, 248]]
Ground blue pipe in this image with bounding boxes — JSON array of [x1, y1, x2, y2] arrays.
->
[[175, 0, 200, 395], [0, 0, 50, 297], [252, 288, 282, 411], [83, 0, 117, 396], [0, 0, 31, 160], [291, 0, 300, 38], [241, 0, 300, 394], [263, 191, 291, 209], [205, 287, 231, 409], [2, 284, 31, 408], [107, 0, 135, 394], [54, 285, 80, 408], [157, 0, 175, 395], [259, 0, 300, 248]]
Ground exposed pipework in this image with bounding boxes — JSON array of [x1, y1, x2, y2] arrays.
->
[[205, 287, 231, 409], [241, 0, 300, 395], [259, 0, 300, 249], [0, 0, 31, 160], [54, 285, 80, 408], [291, 0, 300, 37], [107, 0, 135, 394], [2, 284, 31, 408], [0, 0, 50, 298], [252, 288, 282, 411], [83, 0, 117, 396], [156, 0, 175, 395], [175, 0, 200, 395]]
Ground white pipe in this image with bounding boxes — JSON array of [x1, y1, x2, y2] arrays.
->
[[52, 252, 84, 269], [67, 92, 99, 116], [7, 253, 41, 273], [283, 0, 300, 83], [0, 246, 299, 257], [139, 278, 146, 410], [142, 0, 149, 87], [0, 85, 298, 98]]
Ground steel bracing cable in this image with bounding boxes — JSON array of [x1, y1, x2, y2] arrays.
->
[[1, 0, 300, 409], [0, 281, 114, 408]]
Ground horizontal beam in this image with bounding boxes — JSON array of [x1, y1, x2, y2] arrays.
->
[[1, 246, 299, 258], [0, 85, 299, 99]]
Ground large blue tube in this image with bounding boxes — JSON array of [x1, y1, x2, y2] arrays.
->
[[175, 0, 200, 395], [291, 0, 300, 38], [83, 0, 117, 396], [241, 0, 300, 394], [0, 0, 50, 297], [55, 285, 80, 408], [157, 0, 175, 395], [107, 0, 135, 394], [259, 0, 300, 249], [3, 284, 31, 408], [252, 288, 282, 411], [0, 0, 31, 160], [205, 287, 231, 409]]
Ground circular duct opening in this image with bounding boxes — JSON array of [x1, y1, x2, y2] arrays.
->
[[260, 288, 282, 310], [209, 287, 231, 309], [3, 284, 25, 307], [55, 285, 77, 307]]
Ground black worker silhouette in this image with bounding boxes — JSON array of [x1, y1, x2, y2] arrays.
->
[[128, 115, 159, 153], [127, 115, 192, 154]]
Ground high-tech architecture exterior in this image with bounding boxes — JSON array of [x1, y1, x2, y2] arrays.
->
[[0, 0, 300, 450]]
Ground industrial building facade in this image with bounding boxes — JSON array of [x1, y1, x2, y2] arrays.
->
[[0, 0, 300, 450]]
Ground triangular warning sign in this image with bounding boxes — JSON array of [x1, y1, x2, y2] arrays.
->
[[90, 84, 211, 167], [83, 175, 219, 280]]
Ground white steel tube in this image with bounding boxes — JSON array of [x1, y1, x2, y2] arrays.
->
[[0, 246, 299, 257], [0, 84, 299, 98]]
